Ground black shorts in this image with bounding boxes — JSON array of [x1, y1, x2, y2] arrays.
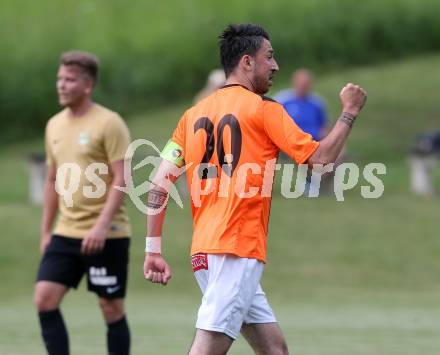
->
[[37, 235, 130, 299]]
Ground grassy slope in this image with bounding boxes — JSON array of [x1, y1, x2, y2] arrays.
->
[[0, 54, 440, 354], [4, 0, 440, 144]]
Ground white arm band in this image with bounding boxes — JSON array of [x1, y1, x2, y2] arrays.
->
[[145, 236, 162, 253]]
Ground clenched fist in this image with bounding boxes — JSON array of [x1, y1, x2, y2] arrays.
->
[[144, 253, 172, 285], [340, 83, 367, 117]]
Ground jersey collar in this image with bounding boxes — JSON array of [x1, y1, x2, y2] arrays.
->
[[220, 83, 251, 91]]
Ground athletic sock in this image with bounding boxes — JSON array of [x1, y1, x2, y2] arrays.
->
[[38, 309, 69, 355], [107, 316, 130, 355]]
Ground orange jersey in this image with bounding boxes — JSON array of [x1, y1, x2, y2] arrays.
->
[[166, 84, 319, 262]]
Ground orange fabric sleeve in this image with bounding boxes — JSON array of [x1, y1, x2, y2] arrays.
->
[[262, 100, 319, 164], [171, 111, 188, 148]]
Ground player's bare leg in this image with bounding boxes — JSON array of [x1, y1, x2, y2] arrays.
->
[[34, 281, 69, 355], [98, 297, 130, 355], [98, 297, 125, 323], [241, 323, 289, 355], [34, 281, 68, 311], [189, 329, 233, 355]]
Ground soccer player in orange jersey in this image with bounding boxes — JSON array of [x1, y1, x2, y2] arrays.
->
[[143, 24, 367, 354]]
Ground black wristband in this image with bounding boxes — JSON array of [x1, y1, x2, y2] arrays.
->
[[339, 112, 356, 127]]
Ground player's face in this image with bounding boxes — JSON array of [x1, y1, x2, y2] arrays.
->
[[251, 39, 279, 95], [56, 65, 93, 107]]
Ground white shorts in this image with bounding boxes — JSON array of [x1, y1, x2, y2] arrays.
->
[[192, 253, 277, 339]]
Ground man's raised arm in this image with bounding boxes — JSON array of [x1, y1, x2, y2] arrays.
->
[[308, 83, 367, 165]]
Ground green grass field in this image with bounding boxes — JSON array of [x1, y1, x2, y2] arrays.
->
[[1, 54, 440, 354]]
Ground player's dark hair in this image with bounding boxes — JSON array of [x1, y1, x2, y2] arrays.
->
[[60, 50, 99, 84], [219, 23, 270, 77]]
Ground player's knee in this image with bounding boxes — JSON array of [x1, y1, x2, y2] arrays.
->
[[274, 340, 289, 355], [34, 289, 60, 312], [99, 298, 124, 323], [264, 338, 288, 355]]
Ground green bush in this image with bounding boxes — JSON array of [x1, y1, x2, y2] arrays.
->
[[2, 0, 440, 143]]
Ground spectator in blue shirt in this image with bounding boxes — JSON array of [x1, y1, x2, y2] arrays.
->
[[275, 69, 345, 196], [275, 68, 328, 141]]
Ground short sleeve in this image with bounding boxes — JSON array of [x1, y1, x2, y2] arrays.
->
[[160, 140, 185, 167], [160, 111, 187, 166], [262, 100, 319, 164], [103, 114, 131, 163], [171, 111, 187, 148], [45, 122, 55, 166]]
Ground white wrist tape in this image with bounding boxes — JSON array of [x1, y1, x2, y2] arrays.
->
[[145, 236, 162, 253]]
